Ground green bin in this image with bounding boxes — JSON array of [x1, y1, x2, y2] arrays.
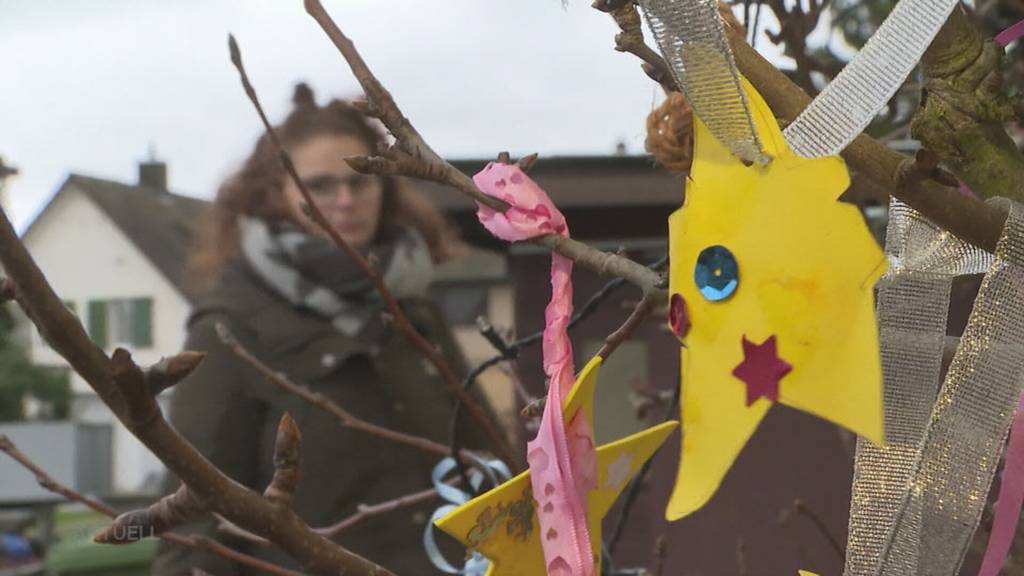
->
[[45, 510, 156, 576]]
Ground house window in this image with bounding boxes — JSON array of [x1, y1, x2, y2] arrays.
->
[[87, 298, 153, 349]]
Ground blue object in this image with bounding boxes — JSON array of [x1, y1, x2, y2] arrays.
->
[[423, 455, 511, 574], [1, 533, 33, 560], [694, 245, 739, 301]]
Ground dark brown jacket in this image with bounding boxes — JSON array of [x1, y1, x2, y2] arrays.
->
[[151, 257, 486, 575]]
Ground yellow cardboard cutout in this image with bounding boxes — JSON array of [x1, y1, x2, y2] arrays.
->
[[436, 356, 679, 575], [666, 78, 885, 520]]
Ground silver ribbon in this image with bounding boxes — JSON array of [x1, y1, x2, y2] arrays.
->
[[783, 0, 962, 157], [844, 201, 992, 576], [640, 0, 962, 160], [423, 455, 511, 575], [848, 199, 1024, 576], [638, 0, 770, 165]]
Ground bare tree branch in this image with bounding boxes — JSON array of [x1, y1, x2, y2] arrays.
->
[[763, 0, 831, 94], [316, 486, 440, 539], [215, 322, 481, 463], [219, 483, 445, 546], [146, 351, 207, 396], [0, 436, 302, 576], [95, 484, 206, 544], [600, 0, 677, 93], [597, 294, 657, 360], [913, 5, 1024, 202], [265, 413, 302, 507]]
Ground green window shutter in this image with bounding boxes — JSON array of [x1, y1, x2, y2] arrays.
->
[[87, 300, 108, 348], [132, 298, 153, 348]]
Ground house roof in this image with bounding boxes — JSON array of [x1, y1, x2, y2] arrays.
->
[[417, 155, 683, 211], [25, 174, 210, 303], [22, 155, 679, 301]]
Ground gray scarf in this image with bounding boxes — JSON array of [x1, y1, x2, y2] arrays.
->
[[239, 217, 434, 336]]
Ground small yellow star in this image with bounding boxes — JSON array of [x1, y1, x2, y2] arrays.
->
[[434, 356, 678, 575]]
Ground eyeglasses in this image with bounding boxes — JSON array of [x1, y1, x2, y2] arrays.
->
[[301, 173, 381, 201]]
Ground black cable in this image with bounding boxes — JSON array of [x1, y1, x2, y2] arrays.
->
[[446, 273, 629, 489]]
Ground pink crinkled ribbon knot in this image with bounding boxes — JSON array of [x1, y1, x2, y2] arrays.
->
[[474, 162, 597, 576]]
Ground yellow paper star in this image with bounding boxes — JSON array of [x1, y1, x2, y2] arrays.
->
[[665, 77, 886, 521], [435, 356, 679, 575]]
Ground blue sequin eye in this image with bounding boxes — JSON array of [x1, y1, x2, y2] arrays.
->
[[694, 245, 739, 301]]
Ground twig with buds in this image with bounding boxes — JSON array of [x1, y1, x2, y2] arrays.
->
[[597, 294, 657, 360], [0, 435, 302, 576], [94, 484, 206, 544], [595, 0, 677, 93], [219, 481, 455, 546], [216, 322, 482, 463]]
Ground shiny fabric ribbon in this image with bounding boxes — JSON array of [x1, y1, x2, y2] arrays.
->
[[424, 455, 512, 574], [968, 23, 1024, 576], [843, 200, 992, 576], [638, 0, 770, 165], [782, 0, 963, 157], [639, 0, 967, 160], [995, 18, 1024, 47], [474, 162, 599, 576], [870, 199, 1024, 575]]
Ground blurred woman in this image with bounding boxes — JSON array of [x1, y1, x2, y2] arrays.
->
[[152, 83, 488, 575]]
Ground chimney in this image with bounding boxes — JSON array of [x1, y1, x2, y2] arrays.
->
[[0, 156, 17, 181], [138, 160, 167, 190], [0, 156, 19, 222]]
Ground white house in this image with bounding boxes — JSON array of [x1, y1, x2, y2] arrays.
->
[[14, 162, 518, 495], [18, 163, 205, 493]]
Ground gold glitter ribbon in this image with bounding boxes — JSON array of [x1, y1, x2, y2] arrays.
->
[[847, 199, 1024, 576], [843, 200, 992, 576]]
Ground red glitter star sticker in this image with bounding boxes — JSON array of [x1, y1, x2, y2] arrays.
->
[[732, 335, 792, 406]]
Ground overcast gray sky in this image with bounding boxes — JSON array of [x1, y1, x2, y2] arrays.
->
[[1, 1, 794, 231]]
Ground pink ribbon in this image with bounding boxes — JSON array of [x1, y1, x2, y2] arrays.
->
[[977, 394, 1024, 576], [474, 162, 597, 576], [995, 18, 1024, 47], [974, 21, 1024, 576]]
